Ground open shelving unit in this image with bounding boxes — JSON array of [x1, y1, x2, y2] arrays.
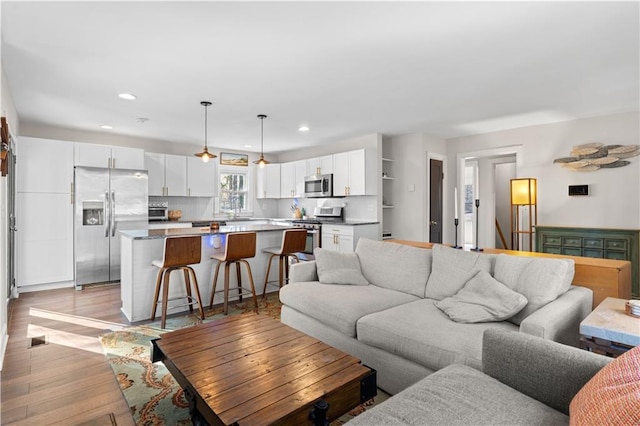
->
[[382, 157, 395, 240]]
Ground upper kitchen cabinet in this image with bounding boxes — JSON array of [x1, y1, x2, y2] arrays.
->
[[17, 137, 74, 193], [75, 143, 145, 170], [307, 155, 333, 176], [145, 152, 187, 196], [333, 149, 376, 196], [280, 160, 306, 198], [256, 163, 281, 199], [187, 156, 217, 197]]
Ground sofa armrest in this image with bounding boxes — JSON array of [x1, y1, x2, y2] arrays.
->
[[483, 329, 610, 415], [519, 285, 592, 347], [289, 260, 318, 282]]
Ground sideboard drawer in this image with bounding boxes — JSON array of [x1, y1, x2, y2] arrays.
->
[[583, 248, 604, 258], [583, 238, 604, 249], [562, 237, 582, 247], [605, 250, 628, 261], [543, 235, 562, 246], [605, 239, 628, 251], [562, 247, 583, 256]]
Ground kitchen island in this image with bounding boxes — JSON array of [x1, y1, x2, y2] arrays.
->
[[119, 223, 295, 322]]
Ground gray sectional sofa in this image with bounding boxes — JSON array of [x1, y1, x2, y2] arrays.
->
[[279, 238, 594, 395], [348, 328, 611, 425]]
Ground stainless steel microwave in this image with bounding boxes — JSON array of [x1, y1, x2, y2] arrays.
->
[[304, 174, 333, 198]]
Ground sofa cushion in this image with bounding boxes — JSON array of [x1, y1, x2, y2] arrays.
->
[[435, 270, 528, 323], [425, 245, 496, 300], [355, 238, 432, 297], [494, 254, 575, 325], [313, 248, 369, 285], [347, 363, 569, 425], [357, 298, 518, 372], [569, 345, 640, 425], [279, 281, 419, 337]]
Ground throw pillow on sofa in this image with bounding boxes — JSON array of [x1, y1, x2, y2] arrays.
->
[[355, 238, 432, 297], [314, 248, 369, 285], [493, 254, 575, 325], [434, 270, 528, 323], [569, 345, 640, 425], [425, 244, 496, 300]]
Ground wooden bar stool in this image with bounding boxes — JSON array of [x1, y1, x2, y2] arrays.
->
[[209, 232, 258, 315], [151, 235, 205, 329], [262, 228, 308, 298]]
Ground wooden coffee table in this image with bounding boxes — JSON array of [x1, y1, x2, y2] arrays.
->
[[151, 314, 377, 425]]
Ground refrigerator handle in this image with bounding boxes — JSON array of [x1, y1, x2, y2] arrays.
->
[[104, 190, 110, 237], [111, 190, 117, 237]]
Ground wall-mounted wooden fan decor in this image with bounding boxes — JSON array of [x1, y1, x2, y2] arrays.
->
[[553, 143, 640, 172]]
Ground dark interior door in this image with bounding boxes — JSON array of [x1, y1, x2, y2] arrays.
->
[[429, 159, 443, 243]]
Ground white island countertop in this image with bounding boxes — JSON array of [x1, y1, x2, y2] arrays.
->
[[120, 223, 295, 240]]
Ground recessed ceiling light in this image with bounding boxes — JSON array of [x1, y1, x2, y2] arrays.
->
[[118, 93, 137, 100], [298, 126, 310, 132], [100, 125, 113, 129], [244, 144, 252, 148]]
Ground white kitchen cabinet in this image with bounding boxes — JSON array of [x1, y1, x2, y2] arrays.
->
[[332, 149, 376, 196], [280, 160, 306, 198], [145, 153, 187, 196], [321, 224, 380, 253], [187, 156, 217, 197], [256, 163, 281, 199], [16, 193, 74, 288], [307, 155, 333, 176], [75, 143, 144, 170], [17, 137, 74, 193]]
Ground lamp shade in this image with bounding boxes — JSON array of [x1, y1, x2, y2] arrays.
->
[[511, 178, 537, 205]]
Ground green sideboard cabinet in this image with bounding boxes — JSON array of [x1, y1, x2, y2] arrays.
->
[[535, 226, 639, 299]]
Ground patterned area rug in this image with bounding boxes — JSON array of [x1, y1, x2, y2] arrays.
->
[[99, 293, 388, 425]]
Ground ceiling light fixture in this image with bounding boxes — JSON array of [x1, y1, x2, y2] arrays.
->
[[298, 126, 310, 132], [118, 93, 137, 100], [100, 125, 113, 129], [253, 114, 270, 168], [194, 101, 216, 163]]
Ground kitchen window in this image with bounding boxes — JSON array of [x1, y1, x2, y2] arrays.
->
[[217, 166, 252, 215]]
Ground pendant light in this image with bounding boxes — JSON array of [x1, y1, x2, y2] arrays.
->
[[253, 114, 270, 168], [195, 101, 216, 163]]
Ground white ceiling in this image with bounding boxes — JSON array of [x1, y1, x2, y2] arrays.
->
[[2, 1, 638, 154]]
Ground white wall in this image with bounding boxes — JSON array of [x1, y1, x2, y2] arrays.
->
[[384, 133, 447, 241], [447, 111, 640, 247], [495, 161, 516, 249]]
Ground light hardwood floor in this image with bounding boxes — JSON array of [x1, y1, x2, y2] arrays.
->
[[1, 285, 135, 425]]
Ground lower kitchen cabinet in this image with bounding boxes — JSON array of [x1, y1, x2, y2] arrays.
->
[[535, 226, 639, 298], [16, 192, 74, 288], [321, 224, 379, 253]]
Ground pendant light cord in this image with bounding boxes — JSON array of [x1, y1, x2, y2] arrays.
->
[[204, 103, 208, 149]]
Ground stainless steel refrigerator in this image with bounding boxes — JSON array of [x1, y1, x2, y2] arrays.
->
[[74, 166, 148, 287]]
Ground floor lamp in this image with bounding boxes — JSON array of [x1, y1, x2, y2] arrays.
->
[[510, 178, 537, 252]]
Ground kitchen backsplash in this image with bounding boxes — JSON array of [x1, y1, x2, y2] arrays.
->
[[150, 196, 214, 220], [277, 196, 378, 221]]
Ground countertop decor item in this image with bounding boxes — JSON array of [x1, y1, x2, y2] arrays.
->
[[194, 101, 216, 162], [253, 114, 270, 168], [553, 143, 639, 172], [168, 210, 182, 221]]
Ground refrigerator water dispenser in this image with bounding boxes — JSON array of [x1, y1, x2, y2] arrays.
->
[[82, 201, 104, 226]]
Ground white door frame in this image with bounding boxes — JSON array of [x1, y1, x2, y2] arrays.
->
[[456, 145, 523, 250]]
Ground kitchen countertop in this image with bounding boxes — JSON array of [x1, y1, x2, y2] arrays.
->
[[121, 223, 296, 240]]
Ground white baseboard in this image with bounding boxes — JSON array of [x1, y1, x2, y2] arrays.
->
[[17, 280, 75, 294]]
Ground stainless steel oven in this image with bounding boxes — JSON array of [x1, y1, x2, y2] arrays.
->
[[292, 220, 321, 259]]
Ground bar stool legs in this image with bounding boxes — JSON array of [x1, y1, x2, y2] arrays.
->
[[209, 232, 259, 315], [151, 265, 204, 329]]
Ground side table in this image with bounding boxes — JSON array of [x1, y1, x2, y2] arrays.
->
[[580, 297, 640, 357]]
